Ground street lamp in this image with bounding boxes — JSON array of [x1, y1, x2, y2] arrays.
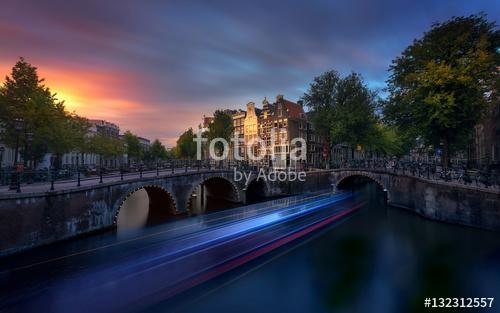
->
[[9, 118, 24, 191], [25, 132, 34, 184]]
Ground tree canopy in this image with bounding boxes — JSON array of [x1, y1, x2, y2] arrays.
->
[[0, 57, 89, 167], [302, 70, 340, 143], [87, 132, 124, 162], [303, 71, 399, 157], [329, 73, 378, 149], [174, 128, 197, 159], [122, 130, 143, 162], [206, 110, 234, 156], [383, 14, 499, 165], [149, 139, 168, 161]]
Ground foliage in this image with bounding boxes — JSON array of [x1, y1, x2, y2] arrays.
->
[[88, 132, 124, 162], [149, 139, 168, 161], [122, 130, 143, 161], [174, 128, 197, 159], [383, 14, 500, 165], [303, 71, 391, 155], [206, 110, 234, 156], [368, 124, 405, 156], [302, 70, 340, 141], [0, 57, 89, 167], [329, 73, 379, 148]]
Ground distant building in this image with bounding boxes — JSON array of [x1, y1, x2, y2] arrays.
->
[[89, 119, 120, 138], [61, 119, 121, 168], [197, 95, 322, 169], [138, 136, 151, 152], [244, 102, 260, 163], [305, 112, 323, 169], [229, 109, 246, 161], [258, 95, 308, 170]]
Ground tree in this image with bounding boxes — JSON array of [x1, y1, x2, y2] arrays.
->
[[122, 130, 143, 163], [0, 58, 89, 168], [302, 70, 340, 166], [69, 115, 91, 166], [44, 103, 90, 168], [206, 110, 234, 157], [88, 132, 124, 167], [329, 73, 378, 152], [174, 128, 197, 159], [369, 124, 405, 156], [0, 58, 54, 166], [303, 71, 381, 162], [149, 139, 167, 161], [384, 14, 499, 166]]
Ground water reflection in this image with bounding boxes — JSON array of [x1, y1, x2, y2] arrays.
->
[[163, 183, 500, 313], [116, 189, 149, 233]]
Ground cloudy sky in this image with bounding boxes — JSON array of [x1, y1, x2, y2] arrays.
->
[[0, 0, 498, 145]]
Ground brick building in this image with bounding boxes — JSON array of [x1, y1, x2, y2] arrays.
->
[[198, 95, 323, 170], [257, 95, 308, 170]]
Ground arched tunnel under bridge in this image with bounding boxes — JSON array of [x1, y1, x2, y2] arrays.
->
[[116, 185, 176, 232], [245, 178, 268, 204], [336, 175, 388, 205], [188, 177, 241, 214]]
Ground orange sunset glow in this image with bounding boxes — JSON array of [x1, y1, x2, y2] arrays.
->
[[0, 59, 201, 146]]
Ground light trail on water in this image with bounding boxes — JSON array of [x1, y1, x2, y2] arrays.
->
[[0, 191, 363, 313]]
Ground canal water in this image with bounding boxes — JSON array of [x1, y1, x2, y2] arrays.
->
[[2, 183, 499, 313], [145, 183, 500, 313]]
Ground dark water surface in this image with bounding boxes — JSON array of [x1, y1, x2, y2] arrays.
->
[[151, 186, 500, 313], [2, 185, 499, 313]]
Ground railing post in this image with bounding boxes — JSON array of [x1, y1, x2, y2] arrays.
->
[[50, 168, 55, 191], [77, 167, 81, 187], [156, 162, 159, 176], [16, 171, 21, 193], [99, 167, 103, 184], [171, 162, 174, 174]]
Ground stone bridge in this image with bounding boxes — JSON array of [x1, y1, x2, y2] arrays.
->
[[0, 168, 498, 256], [0, 169, 332, 256], [331, 169, 499, 232]]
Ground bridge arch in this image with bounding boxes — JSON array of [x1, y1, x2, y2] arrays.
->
[[187, 175, 241, 215], [245, 177, 269, 204], [335, 172, 390, 201], [114, 184, 177, 230]]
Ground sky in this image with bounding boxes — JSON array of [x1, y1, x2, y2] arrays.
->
[[0, 0, 498, 146]]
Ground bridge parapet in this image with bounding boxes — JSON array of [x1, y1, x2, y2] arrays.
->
[[330, 168, 500, 231]]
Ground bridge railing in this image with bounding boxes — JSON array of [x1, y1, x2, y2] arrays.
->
[[0, 159, 270, 193], [333, 159, 500, 190]]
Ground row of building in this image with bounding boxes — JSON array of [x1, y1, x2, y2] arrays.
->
[[199, 95, 325, 170], [2, 95, 496, 171], [201, 94, 500, 169], [0, 119, 151, 169]]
